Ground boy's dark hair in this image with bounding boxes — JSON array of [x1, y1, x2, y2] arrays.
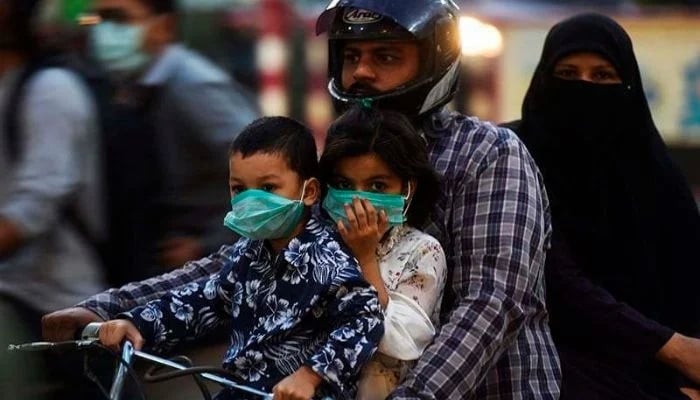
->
[[230, 117, 318, 180], [320, 106, 441, 228], [139, 0, 177, 14]]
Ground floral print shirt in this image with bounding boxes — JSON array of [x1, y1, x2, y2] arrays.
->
[[377, 225, 447, 326], [121, 216, 384, 399], [364, 226, 447, 381]]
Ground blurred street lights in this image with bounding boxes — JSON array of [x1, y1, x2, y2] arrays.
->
[[459, 15, 504, 58], [457, 15, 504, 121]]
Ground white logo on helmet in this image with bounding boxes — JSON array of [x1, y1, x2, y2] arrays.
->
[[343, 8, 382, 24]]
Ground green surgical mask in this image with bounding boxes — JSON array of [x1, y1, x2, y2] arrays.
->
[[322, 184, 412, 227], [90, 21, 150, 74], [223, 182, 309, 240]]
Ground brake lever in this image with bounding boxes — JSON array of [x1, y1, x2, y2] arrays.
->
[[7, 339, 99, 352]]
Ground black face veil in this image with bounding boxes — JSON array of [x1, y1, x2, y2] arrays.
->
[[515, 13, 700, 335]]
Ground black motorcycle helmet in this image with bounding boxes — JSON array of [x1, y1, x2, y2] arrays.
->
[[316, 0, 461, 117]]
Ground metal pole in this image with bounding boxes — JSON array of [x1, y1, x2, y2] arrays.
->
[[109, 340, 135, 400]]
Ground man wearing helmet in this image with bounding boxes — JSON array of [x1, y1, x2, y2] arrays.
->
[[42, 0, 561, 398], [316, 0, 561, 398], [317, 0, 461, 117]]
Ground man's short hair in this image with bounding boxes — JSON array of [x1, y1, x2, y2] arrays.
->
[[230, 117, 319, 180]]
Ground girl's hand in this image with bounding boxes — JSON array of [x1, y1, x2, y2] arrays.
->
[[337, 197, 389, 266], [272, 366, 322, 400], [98, 320, 145, 351]]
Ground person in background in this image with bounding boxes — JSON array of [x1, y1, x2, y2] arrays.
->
[[504, 13, 700, 400], [0, 0, 105, 398], [318, 106, 447, 400], [98, 116, 384, 400], [87, 0, 258, 284]]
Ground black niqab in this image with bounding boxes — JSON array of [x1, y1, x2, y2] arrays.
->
[[516, 13, 700, 336]]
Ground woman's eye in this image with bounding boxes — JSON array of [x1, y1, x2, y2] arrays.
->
[[554, 69, 577, 79], [261, 184, 275, 192], [369, 182, 387, 192], [594, 70, 619, 82], [230, 185, 244, 195]]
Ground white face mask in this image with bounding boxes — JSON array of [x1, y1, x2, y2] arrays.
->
[[90, 21, 151, 74]]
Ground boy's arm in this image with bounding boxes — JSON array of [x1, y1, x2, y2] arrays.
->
[[305, 277, 384, 398], [119, 256, 238, 351], [77, 245, 234, 318], [391, 133, 556, 398]]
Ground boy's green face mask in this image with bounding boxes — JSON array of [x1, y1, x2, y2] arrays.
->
[[322, 185, 411, 227], [223, 182, 309, 240]]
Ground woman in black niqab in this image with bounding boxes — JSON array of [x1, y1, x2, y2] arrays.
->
[[509, 13, 700, 400]]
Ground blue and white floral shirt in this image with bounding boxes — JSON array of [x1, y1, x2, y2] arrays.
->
[[121, 216, 384, 399]]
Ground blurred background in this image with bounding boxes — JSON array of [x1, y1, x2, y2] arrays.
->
[[6, 1, 699, 399], [149, 0, 700, 202], [47, 0, 700, 200]]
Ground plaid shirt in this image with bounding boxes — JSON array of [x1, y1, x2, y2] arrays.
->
[[385, 110, 561, 399], [80, 109, 561, 399]]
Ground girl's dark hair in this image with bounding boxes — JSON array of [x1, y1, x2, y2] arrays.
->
[[230, 116, 318, 180], [319, 106, 441, 228]]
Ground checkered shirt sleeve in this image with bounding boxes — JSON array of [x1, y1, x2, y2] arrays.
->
[[77, 245, 234, 320], [389, 114, 561, 399]]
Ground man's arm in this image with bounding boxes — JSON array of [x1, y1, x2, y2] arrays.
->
[[42, 245, 233, 341], [79, 246, 234, 319], [392, 133, 551, 398], [546, 232, 674, 363], [121, 271, 231, 352]]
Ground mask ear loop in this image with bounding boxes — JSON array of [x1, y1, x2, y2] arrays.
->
[[298, 179, 312, 202], [402, 182, 413, 217]]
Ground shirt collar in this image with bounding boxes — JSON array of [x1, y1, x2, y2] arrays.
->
[[140, 44, 184, 86], [421, 107, 456, 140], [244, 215, 330, 268]]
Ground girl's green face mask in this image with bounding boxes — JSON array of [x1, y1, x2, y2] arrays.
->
[[322, 184, 412, 227], [223, 182, 309, 240]]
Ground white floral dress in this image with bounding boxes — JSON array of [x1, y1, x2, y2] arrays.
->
[[356, 225, 447, 400]]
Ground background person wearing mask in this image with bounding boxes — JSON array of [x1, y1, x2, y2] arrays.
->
[[0, 0, 105, 397], [87, 0, 258, 283], [505, 13, 700, 400], [43, 1, 561, 398]]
